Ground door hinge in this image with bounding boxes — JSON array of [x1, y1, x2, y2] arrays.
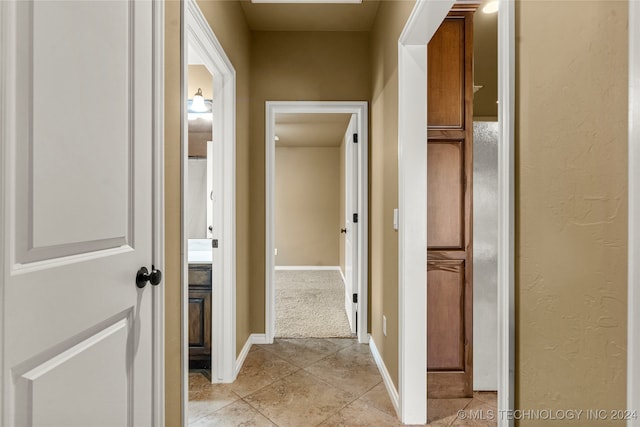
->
[[353, 293, 358, 304], [212, 239, 218, 248], [353, 133, 358, 143], [353, 213, 358, 223]]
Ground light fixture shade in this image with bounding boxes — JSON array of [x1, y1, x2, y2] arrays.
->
[[482, 0, 499, 14], [190, 88, 208, 113]]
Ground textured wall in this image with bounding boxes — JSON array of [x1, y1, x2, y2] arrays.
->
[[369, 0, 416, 389], [275, 147, 340, 266], [516, 1, 628, 424], [473, 121, 498, 390], [249, 31, 371, 332]]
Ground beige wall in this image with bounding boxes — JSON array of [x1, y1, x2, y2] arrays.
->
[[165, 1, 252, 424], [369, 0, 416, 389], [516, 1, 628, 423], [196, 0, 253, 363], [275, 147, 340, 266], [249, 31, 371, 332], [165, 2, 631, 423], [187, 64, 213, 100]]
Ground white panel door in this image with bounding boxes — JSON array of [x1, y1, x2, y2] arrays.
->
[[1, 1, 157, 426], [344, 116, 358, 334]]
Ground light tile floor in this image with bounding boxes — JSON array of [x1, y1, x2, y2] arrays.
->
[[189, 338, 497, 426]]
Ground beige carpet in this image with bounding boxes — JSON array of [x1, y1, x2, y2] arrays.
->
[[275, 270, 353, 338]]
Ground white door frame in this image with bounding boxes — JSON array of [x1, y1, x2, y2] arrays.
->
[[265, 101, 369, 344], [181, 0, 237, 411], [151, 1, 165, 424], [628, 1, 640, 425], [397, 0, 515, 424], [0, 0, 165, 424]]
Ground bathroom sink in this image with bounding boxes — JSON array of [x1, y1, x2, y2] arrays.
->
[[188, 239, 213, 263]]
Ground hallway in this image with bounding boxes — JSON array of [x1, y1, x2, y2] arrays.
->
[[189, 338, 497, 426]]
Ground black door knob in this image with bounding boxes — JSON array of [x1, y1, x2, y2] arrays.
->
[[136, 265, 162, 288]]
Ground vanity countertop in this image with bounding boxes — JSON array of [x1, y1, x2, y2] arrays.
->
[[188, 239, 213, 264]]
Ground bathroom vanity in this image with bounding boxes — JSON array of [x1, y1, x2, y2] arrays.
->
[[188, 239, 212, 369]]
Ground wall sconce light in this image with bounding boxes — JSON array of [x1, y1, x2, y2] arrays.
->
[[190, 88, 208, 113], [482, 0, 498, 14]]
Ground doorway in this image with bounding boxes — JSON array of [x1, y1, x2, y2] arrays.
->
[[265, 102, 369, 344], [182, 1, 237, 425], [273, 112, 354, 338], [397, 0, 515, 424]]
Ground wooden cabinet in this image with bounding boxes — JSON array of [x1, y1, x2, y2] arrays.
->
[[188, 263, 212, 369], [427, 5, 476, 398]]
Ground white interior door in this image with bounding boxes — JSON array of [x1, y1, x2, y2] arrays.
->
[[344, 116, 358, 334], [1, 1, 158, 426]]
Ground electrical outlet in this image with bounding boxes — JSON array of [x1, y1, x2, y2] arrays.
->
[[383, 315, 387, 336], [274, 248, 278, 256]]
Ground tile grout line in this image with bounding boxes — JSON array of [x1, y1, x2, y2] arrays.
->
[[240, 396, 282, 427]]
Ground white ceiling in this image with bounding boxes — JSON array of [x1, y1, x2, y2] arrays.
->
[[275, 113, 352, 147]]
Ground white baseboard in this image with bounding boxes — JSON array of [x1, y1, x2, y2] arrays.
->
[[275, 266, 341, 271], [339, 268, 346, 285], [235, 333, 270, 378], [369, 335, 400, 418], [235, 335, 253, 379], [250, 333, 269, 344]]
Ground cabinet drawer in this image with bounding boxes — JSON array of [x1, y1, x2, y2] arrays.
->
[[188, 264, 211, 287]]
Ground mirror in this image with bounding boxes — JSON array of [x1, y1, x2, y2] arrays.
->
[[187, 64, 213, 239]]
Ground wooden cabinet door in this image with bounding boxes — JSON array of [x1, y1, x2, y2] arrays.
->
[[189, 290, 212, 355], [427, 9, 475, 398], [188, 264, 212, 368]]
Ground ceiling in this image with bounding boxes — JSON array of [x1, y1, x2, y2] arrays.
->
[[239, 0, 380, 31], [275, 113, 352, 147], [238, 0, 497, 117]]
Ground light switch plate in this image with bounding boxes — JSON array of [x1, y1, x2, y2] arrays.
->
[[393, 208, 399, 230]]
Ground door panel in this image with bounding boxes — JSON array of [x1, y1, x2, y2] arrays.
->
[[427, 18, 465, 129], [16, 0, 133, 262], [427, 142, 464, 249], [427, 8, 475, 399], [189, 292, 211, 352], [3, 1, 156, 425], [427, 261, 465, 370], [15, 316, 131, 427]]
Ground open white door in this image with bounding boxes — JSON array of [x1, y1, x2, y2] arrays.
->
[[344, 116, 358, 334], [1, 1, 161, 425]]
